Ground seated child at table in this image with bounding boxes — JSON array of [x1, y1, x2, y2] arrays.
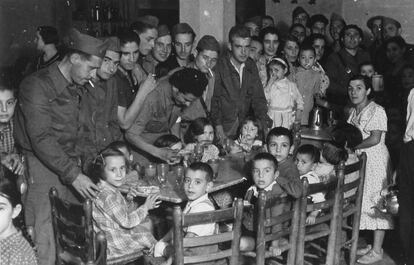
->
[[154, 162, 220, 265], [0, 169, 37, 265], [108, 140, 141, 182], [183, 117, 219, 163], [153, 134, 183, 164], [295, 144, 325, 224], [240, 152, 296, 256], [89, 146, 161, 260], [232, 117, 264, 153], [266, 127, 302, 198]]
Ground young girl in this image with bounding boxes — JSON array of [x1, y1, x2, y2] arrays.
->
[[183, 117, 219, 162], [90, 147, 161, 260], [0, 170, 37, 265], [233, 117, 264, 153], [347, 75, 393, 264], [294, 44, 325, 126], [264, 57, 304, 129]]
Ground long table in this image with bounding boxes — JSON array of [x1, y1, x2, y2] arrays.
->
[[119, 155, 247, 204]]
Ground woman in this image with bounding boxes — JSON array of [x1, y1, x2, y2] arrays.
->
[[347, 75, 393, 264], [281, 35, 300, 81], [257, 27, 280, 87]]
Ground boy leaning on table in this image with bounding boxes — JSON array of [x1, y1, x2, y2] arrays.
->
[[154, 162, 225, 265]]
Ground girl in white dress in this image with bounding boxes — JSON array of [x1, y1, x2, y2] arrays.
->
[[264, 57, 304, 129], [347, 75, 393, 264]]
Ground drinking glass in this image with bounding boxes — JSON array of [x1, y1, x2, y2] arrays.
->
[[145, 163, 157, 185], [208, 159, 219, 181], [194, 143, 204, 162], [174, 165, 185, 186], [157, 163, 169, 187]]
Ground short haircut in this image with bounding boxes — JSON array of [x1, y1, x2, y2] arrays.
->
[[130, 21, 156, 35], [340, 24, 363, 41], [259, 26, 279, 43], [349, 74, 375, 99], [188, 162, 213, 182], [118, 29, 140, 47], [154, 134, 181, 148], [262, 15, 274, 23], [359, 61, 375, 71], [306, 33, 326, 45], [228, 25, 251, 43], [0, 73, 16, 95], [251, 36, 262, 45], [385, 36, 407, 49], [252, 152, 278, 171], [266, 127, 293, 147], [296, 144, 320, 163], [330, 122, 362, 150], [37, 26, 59, 45], [107, 140, 131, 154], [289, 23, 306, 33], [299, 42, 316, 55]]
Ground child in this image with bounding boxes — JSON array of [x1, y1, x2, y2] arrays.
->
[[264, 57, 304, 129], [0, 169, 37, 265], [89, 146, 161, 260], [240, 152, 299, 256], [294, 44, 325, 125], [347, 75, 393, 264], [154, 134, 183, 151], [154, 162, 218, 265], [0, 76, 24, 176], [295, 144, 325, 224], [232, 117, 264, 153], [359, 62, 375, 79], [266, 127, 303, 198], [183, 117, 219, 162]]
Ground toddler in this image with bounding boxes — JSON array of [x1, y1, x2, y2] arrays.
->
[[295, 144, 325, 224], [183, 117, 219, 162], [233, 117, 264, 153], [0, 169, 37, 265], [264, 57, 304, 129], [89, 146, 160, 260], [154, 162, 218, 265], [294, 44, 325, 125], [359, 62, 375, 78]]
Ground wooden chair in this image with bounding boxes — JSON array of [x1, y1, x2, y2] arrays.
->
[[172, 198, 244, 265], [295, 164, 345, 265], [334, 152, 367, 265], [49, 187, 107, 265], [250, 189, 302, 265]]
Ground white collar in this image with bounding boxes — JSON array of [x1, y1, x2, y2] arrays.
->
[[247, 180, 277, 197], [185, 193, 210, 210]]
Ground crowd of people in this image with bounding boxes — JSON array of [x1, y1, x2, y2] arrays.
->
[[1, 6, 414, 265]]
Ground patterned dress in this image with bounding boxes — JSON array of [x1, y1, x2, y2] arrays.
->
[[348, 101, 393, 230], [0, 231, 37, 265]]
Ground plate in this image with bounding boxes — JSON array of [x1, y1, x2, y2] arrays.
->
[[136, 186, 160, 194]]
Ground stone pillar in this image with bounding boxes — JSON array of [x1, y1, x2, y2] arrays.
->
[[179, 0, 235, 45]]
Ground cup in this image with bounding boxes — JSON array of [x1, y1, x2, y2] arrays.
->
[[208, 159, 219, 181], [145, 163, 156, 178], [157, 163, 169, 187], [194, 143, 204, 162], [174, 165, 185, 185], [372, 74, 384, 91]]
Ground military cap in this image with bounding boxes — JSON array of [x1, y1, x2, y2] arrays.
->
[[67, 28, 107, 58], [169, 68, 207, 97], [196, 35, 220, 53], [105, 36, 120, 52]]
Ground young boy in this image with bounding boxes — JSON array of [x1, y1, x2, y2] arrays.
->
[[295, 144, 325, 224], [240, 152, 297, 257], [266, 127, 302, 198], [359, 62, 375, 78], [154, 162, 218, 265]]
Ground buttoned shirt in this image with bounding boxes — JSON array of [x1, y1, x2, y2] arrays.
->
[[126, 78, 182, 145], [78, 77, 122, 166], [14, 62, 83, 184], [0, 119, 15, 154], [92, 181, 156, 259]]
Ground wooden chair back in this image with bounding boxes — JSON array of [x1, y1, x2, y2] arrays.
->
[[253, 188, 302, 265], [335, 152, 367, 265], [49, 187, 107, 265], [296, 164, 345, 265], [172, 198, 244, 265]]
